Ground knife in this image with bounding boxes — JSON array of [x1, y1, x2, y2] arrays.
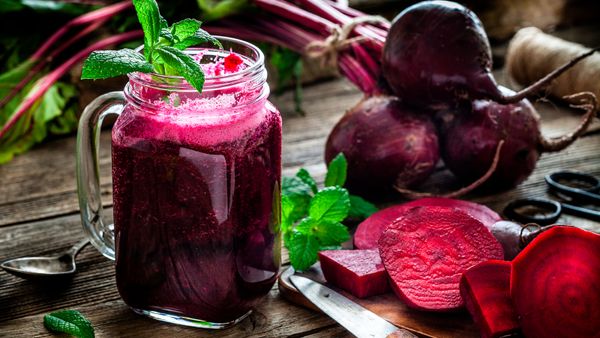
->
[[289, 275, 417, 338]]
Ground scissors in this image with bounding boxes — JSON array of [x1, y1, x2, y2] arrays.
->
[[504, 171, 600, 225]]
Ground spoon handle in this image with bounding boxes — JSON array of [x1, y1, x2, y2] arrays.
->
[[66, 239, 90, 258]]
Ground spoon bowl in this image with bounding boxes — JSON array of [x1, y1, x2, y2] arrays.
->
[[1, 239, 89, 279]]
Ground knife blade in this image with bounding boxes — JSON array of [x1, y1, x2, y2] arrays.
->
[[289, 275, 417, 338]]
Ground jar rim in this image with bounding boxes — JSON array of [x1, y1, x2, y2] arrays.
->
[[127, 35, 265, 92]]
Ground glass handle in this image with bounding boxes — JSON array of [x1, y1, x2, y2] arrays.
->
[[76, 91, 125, 261]]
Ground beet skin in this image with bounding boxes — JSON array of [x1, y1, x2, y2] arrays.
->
[[325, 96, 439, 196]]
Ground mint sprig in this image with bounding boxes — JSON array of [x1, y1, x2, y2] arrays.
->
[[44, 310, 94, 338], [281, 153, 378, 271], [81, 0, 221, 93]]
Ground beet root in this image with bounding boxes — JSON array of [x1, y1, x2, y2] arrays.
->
[[490, 221, 556, 260], [441, 88, 597, 191], [460, 260, 520, 338], [378, 206, 504, 311], [318, 249, 390, 298], [354, 197, 501, 249], [382, 1, 597, 108], [511, 226, 600, 338], [324, 96, 439, 196]]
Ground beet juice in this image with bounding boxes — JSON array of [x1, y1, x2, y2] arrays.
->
[[76, 38, 281, 329]]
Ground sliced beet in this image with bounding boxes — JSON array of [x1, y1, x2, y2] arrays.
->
[[318, 249, 390, 298], [511, 226, 600, 338], [379, 206, 504, 311], [460, 260, 520, 338], [354, 197, 501, 249]]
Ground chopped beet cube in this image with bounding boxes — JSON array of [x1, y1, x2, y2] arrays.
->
[[460, 260, 520, 338], [318, 249, 390, 298]]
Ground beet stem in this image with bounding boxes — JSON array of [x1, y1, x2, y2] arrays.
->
[[539, 91, 598, 152], [0, 30, 143, 140], [395, 140, 504, 199], [499, 48, 599, 104]]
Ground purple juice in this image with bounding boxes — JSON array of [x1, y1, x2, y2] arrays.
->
[[111, 83, 282, 323]]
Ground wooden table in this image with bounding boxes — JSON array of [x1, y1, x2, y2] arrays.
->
[[1, 74, 599, 337]]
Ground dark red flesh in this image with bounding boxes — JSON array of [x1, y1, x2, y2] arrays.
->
[[511, 226, 600, 338], [318, 249, 390, 298], [460, 260, 520, 338], [354, 197, 501, 249], [382, 1, 501, 109], [379, 206, 504, 311], [441, 88, 541, 191], [324, 96, 439, 197]]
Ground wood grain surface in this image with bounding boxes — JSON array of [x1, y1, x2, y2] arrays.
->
[[1, 70, 599, 337]]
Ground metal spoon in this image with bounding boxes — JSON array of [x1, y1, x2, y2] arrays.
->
[[1, 239, 89, 279]]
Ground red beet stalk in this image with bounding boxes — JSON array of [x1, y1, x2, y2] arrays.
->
[[0, 1, 133, 110], [0, 31, 143, 140]]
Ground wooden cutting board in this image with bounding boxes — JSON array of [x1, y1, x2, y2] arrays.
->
[[278, 264, 479, 338]]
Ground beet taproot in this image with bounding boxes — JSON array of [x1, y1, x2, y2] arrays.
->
[[460, 260, 520, 338], [441, 88, 597, 191], [382, 1, 597, 108], [490, 221, 554, 260], [511, 226, 600, 338], [378, 206, 504, 311], [354, 197, 501, 249], [318, 249, 390, 298], [324, 96, 439, 196]]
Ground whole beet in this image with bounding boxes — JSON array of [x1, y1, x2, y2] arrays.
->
[[382, 1, 498, 109], [441, 88, 597, 192], [325, 96, 439, 196], [382, 1, 597, 108], [442, 94, 540, 191]]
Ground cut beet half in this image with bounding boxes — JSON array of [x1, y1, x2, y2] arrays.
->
[[511, 226, 600, 338], [318, 249, 390, 298], [460, 260, 520, 338], [379, 206, 504, 311], [354, 197, 501, 249]]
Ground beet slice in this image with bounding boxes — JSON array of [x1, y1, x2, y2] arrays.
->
[[354, 198, 501, 249], [460, 260, 520, 338], [379, 206, 504, 311], [318, 249, 390, 298], [511, 226, 600, 338]]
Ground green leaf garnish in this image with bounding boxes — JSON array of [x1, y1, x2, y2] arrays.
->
[[348, 195, 378, 219], [81, 49, 154, 79], [155, 46, 205, 92], [296, 168, 318, 194], [325, 153, 347, 187], [308, 187, 350, 223], [132, 0, 161, 60], [43, 310, 94, 338], [280, 153, 377, 271], [81, 0, 222, 93]]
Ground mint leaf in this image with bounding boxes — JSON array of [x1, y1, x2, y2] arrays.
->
[[296, 168, 318, 194], [314, 221, 350, 246], [171, 18, 201, 40], [175, 28, 222, 50], [309, 187, 350, 223], [287, 231, 319, 271], [133, 0, 162, 59], [281, 195, 295, 233], [44, 310, 94, 338], [282, 176, 312, 196], [325, 153, 347, 187], [348, 195, 378, 220], [155, 46, 205, 92], [81, 49, 154, 80]]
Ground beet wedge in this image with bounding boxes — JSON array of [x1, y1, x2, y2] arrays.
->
[[511, 226, 600, 338], [354, 198, 501, 249], [379, 206, 504, 311], [460, 260, 520, 338], [318, 249, 390, 298]]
